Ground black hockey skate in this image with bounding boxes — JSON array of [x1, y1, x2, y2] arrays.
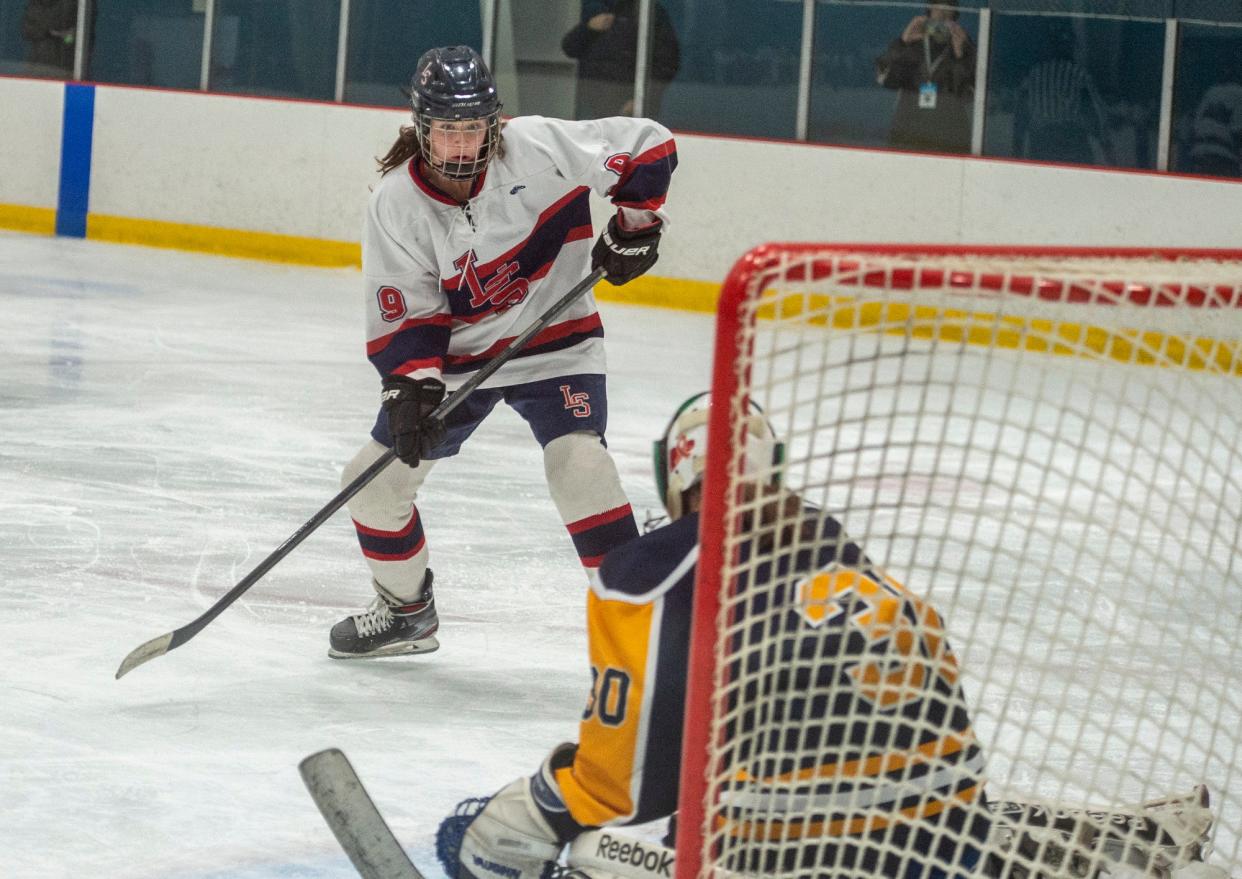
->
[[329, 571, 440, 659]]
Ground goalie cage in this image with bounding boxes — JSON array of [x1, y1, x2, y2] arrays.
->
[[674, 244, 1242, 879]]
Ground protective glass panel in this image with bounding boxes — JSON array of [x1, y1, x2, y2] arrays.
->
[[1169, 21, 1242, 179], [343, 0, 482, 108], [493, 0, 580, 118], [87, 0, 201, 90], [811, 0, 982, 154], [656, 0, 801, 138], [983, 12, 1164, 169], [636, 0, 682, 120], [209, 0, 339, 100], [1, 0, 81, 79]]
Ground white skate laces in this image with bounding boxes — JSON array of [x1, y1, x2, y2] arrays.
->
[[352, 598, 395, 638]]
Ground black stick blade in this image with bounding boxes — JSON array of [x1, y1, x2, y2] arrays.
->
[[299, 748, 423, 879], [115, 632, 174, 680]]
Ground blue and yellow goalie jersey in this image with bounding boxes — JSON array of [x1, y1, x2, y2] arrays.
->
[[553, 508, 990, 878]]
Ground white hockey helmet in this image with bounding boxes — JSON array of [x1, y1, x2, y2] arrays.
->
[[653, 391, 784, 520]]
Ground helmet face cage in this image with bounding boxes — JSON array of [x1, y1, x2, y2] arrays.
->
[[410, 46, 502, 182], [413, 109, 502, 181]]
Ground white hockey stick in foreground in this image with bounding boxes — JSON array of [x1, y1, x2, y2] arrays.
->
[[300, 744, 1226, 879], [299, 748, 424, 879]]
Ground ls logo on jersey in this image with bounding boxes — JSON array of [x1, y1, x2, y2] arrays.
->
[[453, 249, 530, 312], [561, 385, 591, 417], [795, 565, 960, 710]]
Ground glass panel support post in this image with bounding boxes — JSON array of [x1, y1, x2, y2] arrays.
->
[[482, 0, 495, 72], [200, 0, 216, 91], [335, 0, 351, 102], [634, 0, 652, 117], [795, 0, 815, 141], [971, 7, 990, 156], [1157, 17, 1177, 171], [72, 0, 89, 80]]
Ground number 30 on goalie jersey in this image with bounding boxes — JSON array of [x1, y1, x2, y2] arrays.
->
[[548, 508, 990, 879]]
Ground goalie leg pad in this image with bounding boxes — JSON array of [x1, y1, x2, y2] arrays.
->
[[565, 830, 677, 879], [438, 744, 585, 879], [985, 785, 1217, 879]]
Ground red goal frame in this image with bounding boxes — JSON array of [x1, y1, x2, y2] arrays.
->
[[673, 242, 1242, 879]]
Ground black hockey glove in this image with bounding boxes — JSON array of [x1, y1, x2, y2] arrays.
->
[[381, 375, 447, 467], [591, 214, 661, 285]]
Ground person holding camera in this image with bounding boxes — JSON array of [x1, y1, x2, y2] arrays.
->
[[21, 0, 78, 76], [875, 0, 975, 154], [561, 0, 680, 119]]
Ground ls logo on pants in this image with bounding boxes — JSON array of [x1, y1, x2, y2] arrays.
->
[[561, 385, 591, 417]]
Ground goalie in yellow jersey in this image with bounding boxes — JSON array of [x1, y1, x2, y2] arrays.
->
[[435, 391, 992, 879]]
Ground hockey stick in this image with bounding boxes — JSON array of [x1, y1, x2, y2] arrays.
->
[[300, 748, 425, 879], [296, 759, 1217, 879], [116, 267, 607, 679]]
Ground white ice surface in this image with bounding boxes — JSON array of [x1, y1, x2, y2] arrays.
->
[[0, 232, 715, 878], [4, 233, 1240, 879]]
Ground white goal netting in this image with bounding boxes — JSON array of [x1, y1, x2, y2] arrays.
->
[[681, 247, 1242, 879]]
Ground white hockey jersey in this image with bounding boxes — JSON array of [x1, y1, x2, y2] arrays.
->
[[361, 115, 677, 390]]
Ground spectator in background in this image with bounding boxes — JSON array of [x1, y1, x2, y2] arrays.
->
[[22, 0, 77, 76], [562, 0, 680, 119], [1013, 57, 1111, 165], [1186, 82, 1242, 177], [875, 0, 975, 154]]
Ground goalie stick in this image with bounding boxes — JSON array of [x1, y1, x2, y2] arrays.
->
[[114, 267, 607, 680], [298, 747, 1219, 879], [300, 748, 425, 879]]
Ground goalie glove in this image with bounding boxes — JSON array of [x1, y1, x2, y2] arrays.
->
[[381, 375, 446, 467], [437, 743, 586, 879], [591, 214, 661, 286]]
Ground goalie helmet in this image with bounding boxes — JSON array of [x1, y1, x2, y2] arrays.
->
[[653, 392, 784, 521], [411, 45, 502, 181]]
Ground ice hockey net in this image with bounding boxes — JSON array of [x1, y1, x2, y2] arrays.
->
[[676, 244, 1242, 879]]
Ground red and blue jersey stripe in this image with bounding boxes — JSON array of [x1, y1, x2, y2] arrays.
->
[[609, 140, 678, 212], [367, 313, 453, 377]]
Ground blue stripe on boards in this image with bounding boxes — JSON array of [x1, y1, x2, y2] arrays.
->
[[56, 83, 96, 238]]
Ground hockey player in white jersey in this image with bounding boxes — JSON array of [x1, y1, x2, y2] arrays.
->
[[329, 46, 677, 658]]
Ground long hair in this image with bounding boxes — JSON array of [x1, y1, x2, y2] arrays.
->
[[375, 120, 508, 177], [377, 125, 421, 176], [735, 484, 819, 553]]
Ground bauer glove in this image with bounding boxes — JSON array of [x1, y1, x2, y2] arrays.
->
[[381, 375, 447, 467], [591, 214, 661, 285]]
